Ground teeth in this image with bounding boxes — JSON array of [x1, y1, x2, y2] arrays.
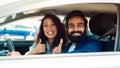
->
[[72, 33, 81, 36], [48, 32, 53, 35]]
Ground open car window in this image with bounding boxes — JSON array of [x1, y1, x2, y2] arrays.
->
[[0, 3, 118, 55]]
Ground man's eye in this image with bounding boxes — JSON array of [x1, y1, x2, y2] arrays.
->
[[77, 24, 84, 27], [68, 25, 73, 28], [78, 25, 83, 27]]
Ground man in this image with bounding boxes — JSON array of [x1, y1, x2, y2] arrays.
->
[[62, 10, 101, 53]]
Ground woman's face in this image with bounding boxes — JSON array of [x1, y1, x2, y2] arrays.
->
[[43, 18, 57, 39]]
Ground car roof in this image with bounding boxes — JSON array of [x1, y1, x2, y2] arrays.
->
[[0, 0, 119, 26], [0, 0, 119, 17]]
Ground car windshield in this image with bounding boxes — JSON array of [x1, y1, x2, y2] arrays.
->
[[0, 15, 65, 40], [0, 16, 40, 40]]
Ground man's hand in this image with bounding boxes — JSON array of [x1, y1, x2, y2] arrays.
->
[[52, 39, 63, 54], [28, 39, 45, 55]]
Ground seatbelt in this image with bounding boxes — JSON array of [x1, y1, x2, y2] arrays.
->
[[97, 26, 116, 41]]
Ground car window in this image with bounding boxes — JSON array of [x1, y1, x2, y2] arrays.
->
[[0, 15, 65, 41], [0, 1, 119, 57], [0, 16, 40, 40]]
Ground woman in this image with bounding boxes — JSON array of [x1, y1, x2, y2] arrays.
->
[[7, 14, 67, 56]]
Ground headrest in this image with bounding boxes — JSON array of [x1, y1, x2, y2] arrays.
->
[[89, 13, 115, 36]]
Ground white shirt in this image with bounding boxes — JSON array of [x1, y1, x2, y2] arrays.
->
[[68, 43, 76, 52]]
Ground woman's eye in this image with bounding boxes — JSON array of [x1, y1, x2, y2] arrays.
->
[[51, 23, 55, 25], [43, 25, 47, 27]]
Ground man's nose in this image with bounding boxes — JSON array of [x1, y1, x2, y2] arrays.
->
[[74, 26, 78, 31]]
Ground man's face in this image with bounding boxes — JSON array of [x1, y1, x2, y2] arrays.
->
[[67, 16, 87, 43]]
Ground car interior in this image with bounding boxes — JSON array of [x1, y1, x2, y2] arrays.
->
[[89, 13, 116, 51], [0, 3, 118, 56]]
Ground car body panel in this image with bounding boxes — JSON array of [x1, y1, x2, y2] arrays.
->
[[0, 52, 120, 68]]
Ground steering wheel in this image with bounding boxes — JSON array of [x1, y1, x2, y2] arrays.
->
[[5, 34, 16, 52]]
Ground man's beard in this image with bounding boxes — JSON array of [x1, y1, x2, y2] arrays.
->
[[68, 31, 85, 43]]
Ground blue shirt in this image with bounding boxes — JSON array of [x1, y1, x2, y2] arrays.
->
[[62, 36, 102, 53], [45, 42, 52, 54]]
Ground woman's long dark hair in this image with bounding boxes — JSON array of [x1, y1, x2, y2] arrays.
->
[[36, 14, 67, 50]]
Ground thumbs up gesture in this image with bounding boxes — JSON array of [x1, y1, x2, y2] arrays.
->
[[52, 39, 63, 54], [28, 39, 46, 55]]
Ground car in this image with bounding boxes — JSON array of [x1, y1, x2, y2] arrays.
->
[[0, 23, 37, 40], [0, 0, 120, 67]]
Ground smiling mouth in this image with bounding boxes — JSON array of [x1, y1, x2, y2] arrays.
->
[[47, 32, 54, 35], [72, 33, 81, 36]]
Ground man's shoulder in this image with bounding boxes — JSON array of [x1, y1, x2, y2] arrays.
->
[[81, 36, 101, 46], [85, 36, 99, 42]]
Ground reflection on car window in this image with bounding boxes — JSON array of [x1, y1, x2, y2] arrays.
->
[[0, 15, 65, 41], [15, 25, 31, 29], [0, 16, 40, 40]]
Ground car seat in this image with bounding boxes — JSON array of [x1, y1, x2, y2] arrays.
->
[[89, 13, 116, 51]]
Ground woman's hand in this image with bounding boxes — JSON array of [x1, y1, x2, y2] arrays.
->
[[7, 52, 21, 56], [52, 39, 63, 54], [28, 39, 45, 55]]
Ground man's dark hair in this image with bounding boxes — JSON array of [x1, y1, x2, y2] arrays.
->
[[65, 10, 88, 28]]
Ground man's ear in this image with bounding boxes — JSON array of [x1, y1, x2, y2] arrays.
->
[[86, 26, 88, 31]]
